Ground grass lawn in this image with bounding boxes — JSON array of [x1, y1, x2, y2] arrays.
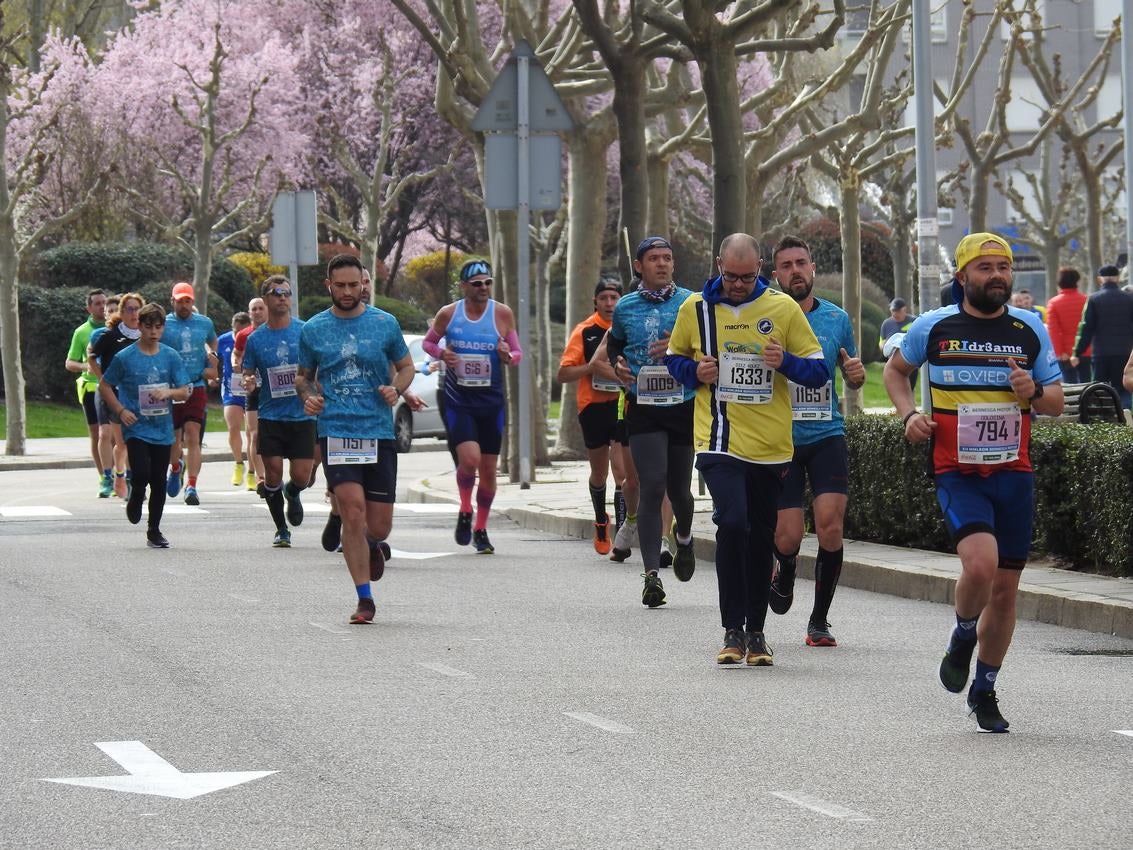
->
[[1, 400, 230, 439], [836, 361, 895, 411]]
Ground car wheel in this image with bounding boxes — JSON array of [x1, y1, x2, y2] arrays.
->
[[395, 405, 413, 453]]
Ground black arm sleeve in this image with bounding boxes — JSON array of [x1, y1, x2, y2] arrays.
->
[[607, 332, 626, 368]]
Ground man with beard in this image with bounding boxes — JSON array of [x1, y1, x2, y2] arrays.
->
[[296, 254, 415, 624], [767, 236, 866, 648], [884, 233, 1063, 733], [162, 282, 218, 505]]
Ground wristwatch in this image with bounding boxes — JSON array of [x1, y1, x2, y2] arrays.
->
[[1029, 382, 1044, 401]]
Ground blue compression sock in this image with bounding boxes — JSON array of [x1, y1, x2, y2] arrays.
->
[[949, 614, 978, 651], [971, 659, 1000, 694], [356, 583, 372, 600]]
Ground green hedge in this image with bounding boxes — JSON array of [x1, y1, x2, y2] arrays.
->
[[844, 414, 1133, 576], [298, 294, 430, 333]]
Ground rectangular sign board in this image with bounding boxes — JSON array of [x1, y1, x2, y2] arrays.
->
[[483, 134, 563, 211], [270, 190, 319, 266]]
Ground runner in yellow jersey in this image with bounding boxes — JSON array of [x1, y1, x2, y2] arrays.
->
[[666, 233, 825, 666]]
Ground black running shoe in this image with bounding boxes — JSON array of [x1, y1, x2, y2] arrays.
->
[[641, 571, 666, 608], [350, 597, 376, 625], [673, 536, 695, 582], [967, 688, 1010, 733], [805, 621, 837, 647], [455, 511, 473, 546], [126, 497, 143, 525], [379, 541, 391, 561], [321, 513, 342, 552], [472, 529, 494, 554], [284, 487, 304, 527], [939, 638, 976, 693], [658, 549, 673, 570], [146, 530, 170, 549], [368, 540, 385, 581], [768, 565, 795, 615]]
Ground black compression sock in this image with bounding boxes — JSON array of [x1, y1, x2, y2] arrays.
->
[[811, 546, 844, 624], [589, 483, 608, 524]]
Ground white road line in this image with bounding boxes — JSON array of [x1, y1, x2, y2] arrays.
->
[[1115, 730, 1133, 738], [228, 593, 260, 604], [563, 712, 635, 734], [0, 506, 72, 517], [155, 505, 209, 515], [395, 503, 457, 514], [388, 548, 451, 560], [771, 791, 872, 823], [254, 503, 330, 514], [417, 662, 473, 678], [308, 622, 351, 636]]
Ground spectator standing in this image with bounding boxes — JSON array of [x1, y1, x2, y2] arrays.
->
[[1045, 267, 1090, 383], [1072, 264, 1133, 407]]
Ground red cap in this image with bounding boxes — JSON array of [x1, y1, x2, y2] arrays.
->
[[171, 282, 195, 301]]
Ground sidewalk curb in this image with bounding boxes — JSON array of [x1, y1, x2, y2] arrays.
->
[[406, 478, 1133, 640]]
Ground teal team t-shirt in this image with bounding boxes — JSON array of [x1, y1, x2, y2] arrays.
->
[[162, 312, 217, 387], [243, 320, 311, 422], [608, 285, 696, 402], [298, 307, 409, 441], [101, 343, 189, 446], [793, 297, 858, 446]]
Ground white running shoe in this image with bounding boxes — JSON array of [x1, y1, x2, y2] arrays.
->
[[614, 519, 638, 550]]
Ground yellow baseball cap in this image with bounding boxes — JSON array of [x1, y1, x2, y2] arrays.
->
[[955, 232, 1013, 272]]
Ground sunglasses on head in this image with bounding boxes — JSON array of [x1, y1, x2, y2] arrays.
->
[[267, 287, 292, 297], [465, 278, 492, 288]]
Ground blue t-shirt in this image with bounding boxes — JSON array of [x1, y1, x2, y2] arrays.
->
[[793, 298, 858, 446], [162, 312, 217, 386], [608, 285, 695, 402], [216, 331, 242, 406], [298, 308, 409, 440], [243, 320, 310, 422], [102, 343, 190, 446]]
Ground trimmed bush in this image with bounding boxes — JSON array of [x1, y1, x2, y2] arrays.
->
[[400, 249, 466, 315], [298, 293, 430, 333], [844, 414, 1133, 576]]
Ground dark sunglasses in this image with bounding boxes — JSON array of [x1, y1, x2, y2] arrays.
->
[[465, 278, 493, 288], [267, 287, 292, 297]]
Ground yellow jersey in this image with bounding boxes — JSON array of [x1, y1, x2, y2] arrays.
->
[[668, 285, 823, 463]]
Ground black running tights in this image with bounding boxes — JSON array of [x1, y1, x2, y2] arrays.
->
[[127, 438, 169, 531]]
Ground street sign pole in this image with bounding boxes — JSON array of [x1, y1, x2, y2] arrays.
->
[[912, 0, 940, 413], [1122, 0, 1133, 265], [516, 52, 533, 488]]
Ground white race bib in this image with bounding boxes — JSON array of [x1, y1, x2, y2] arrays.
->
[[591, 375, 621, 394], [455, 353, 491, 387], [717, 352, 774, 404], [267, 363, 298, 398], [956, 402, 1021, 464], [789, 380, 833, 421], [326, 436, 378, 465], [228, 371, 246, 398], [139, 383, 170, 417], [636, 364, 682, 406]]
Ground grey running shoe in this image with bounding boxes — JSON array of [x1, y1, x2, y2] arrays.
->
[[273, 529, 292, 548], [805, 621, 837, 647]]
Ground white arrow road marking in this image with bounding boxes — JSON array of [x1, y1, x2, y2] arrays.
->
[[0, 506, 72, 517], [308, 622, 351, 636], [417, 662, 473, 678], [563, 712, 635, 734], [1115, 730, 1133, 737], [41, 741, 275, 800], [771, 791, 872, 823], [388, 548, 451, 560]]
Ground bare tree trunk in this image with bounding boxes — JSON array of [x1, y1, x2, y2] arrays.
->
[[192, 221, 214, 313], [646, 151, 671, 237], [609, 60, 649, 281], [553, 128, 610, 459], [968, 167, 989, 233], [1077, 153, 1105, 294], [0, 222, 25, 454], [700, 47, 745, 253], [840, 175, 863, 415], [28, 0, 45, 73], [1042, 240, 1061, 301]]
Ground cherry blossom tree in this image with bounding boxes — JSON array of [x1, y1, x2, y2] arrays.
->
[[89, 0, 307, 312]]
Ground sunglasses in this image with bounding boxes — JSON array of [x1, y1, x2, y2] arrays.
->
[[462, 261, 491, 280], [267, 287, 292, 297], [465, 278, 492, 288]]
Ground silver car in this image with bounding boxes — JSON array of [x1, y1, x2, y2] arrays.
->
[[393, 334, 447, 452]]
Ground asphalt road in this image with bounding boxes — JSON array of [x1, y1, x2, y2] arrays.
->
[[1, 454, 1130, 849]]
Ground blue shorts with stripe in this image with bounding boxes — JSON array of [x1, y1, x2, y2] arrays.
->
[[934, 470, 1034, 568]]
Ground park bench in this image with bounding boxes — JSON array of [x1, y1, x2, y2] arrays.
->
[[1042, 381, 1127, 425]]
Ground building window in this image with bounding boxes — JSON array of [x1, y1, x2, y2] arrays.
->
[[1095, 0, 1122, 37]]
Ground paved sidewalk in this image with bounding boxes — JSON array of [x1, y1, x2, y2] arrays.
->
[[408, 459, 1133, 640]]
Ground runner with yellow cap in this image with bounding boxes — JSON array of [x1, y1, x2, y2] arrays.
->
[[883, 232, 1064, 733]]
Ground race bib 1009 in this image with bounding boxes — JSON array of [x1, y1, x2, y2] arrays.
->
[[636, 364, 682, 406]]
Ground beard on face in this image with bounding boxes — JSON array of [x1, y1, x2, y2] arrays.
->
[[331, 290, 359, 311], [964, 278, 1011, 314], [784, 276, 813, 303]]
